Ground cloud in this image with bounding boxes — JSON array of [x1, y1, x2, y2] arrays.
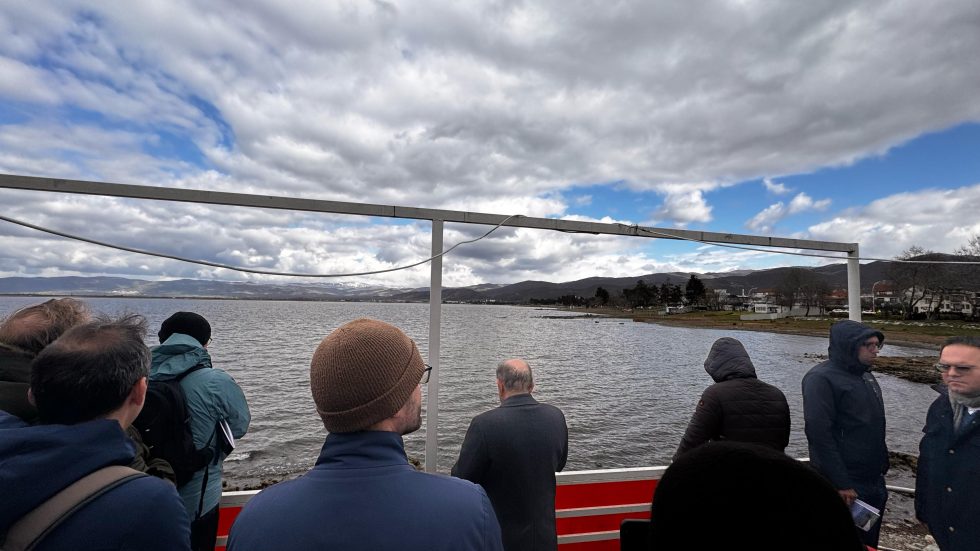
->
[[746, 192, 831, 232], [654, 187, 714, 226], [3, 1, 980, 197], [763, 178, 790, 195], [1, 1, 980, 282], [806, 183, 980, 260], [788, 193, 831, 214]]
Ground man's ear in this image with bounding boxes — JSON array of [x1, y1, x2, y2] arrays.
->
[[27, 387, 35, 406], [130, 376, 148, 408]]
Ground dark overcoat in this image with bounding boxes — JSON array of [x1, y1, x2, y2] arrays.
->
[[452, 394, 568, 551], [915, 386, 980, 551]]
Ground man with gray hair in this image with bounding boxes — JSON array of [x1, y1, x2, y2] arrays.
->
[[453, 359, 568, 551], [0, 298, 90, 423]]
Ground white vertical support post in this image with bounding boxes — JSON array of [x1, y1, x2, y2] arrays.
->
[[847, 245, 862, 322], [425, 219, 443, 473]]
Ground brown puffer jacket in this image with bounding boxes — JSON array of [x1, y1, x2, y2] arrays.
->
[[674, 337, 791, 460]]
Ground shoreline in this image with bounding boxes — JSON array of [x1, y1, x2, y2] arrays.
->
[[549, 308, 978, 386]]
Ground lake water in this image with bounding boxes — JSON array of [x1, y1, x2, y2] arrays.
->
[[0, 297, 938, 487]]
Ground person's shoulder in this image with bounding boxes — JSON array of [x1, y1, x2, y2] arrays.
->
[[98, 473, 188, 526], [529, 399, 564, 415], [411, 470, 490, 501], [201, 366, 245, 391], [116, 473, 183, 504], [803, 360, 836, 381], [750, 377, 786, 393]]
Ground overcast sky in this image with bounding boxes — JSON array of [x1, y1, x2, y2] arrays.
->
[[1, 1, 979, 288]]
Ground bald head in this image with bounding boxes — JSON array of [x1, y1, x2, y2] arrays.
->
[[496, 359, 534, 399]]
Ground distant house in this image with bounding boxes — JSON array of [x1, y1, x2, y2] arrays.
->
[[909, 289, 976, 317], [753, 303, 782, 314]]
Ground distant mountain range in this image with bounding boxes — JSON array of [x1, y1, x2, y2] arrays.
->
[[1, 256, 976, 303]]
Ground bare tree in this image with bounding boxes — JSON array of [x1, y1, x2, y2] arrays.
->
[[776, 268, 804, 311], [887, 246, 938, 319], [955, 234, 980, 256]]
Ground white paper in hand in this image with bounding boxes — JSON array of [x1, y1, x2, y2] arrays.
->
[[849, 499, 881, 532], [218, 419, 236, 450]]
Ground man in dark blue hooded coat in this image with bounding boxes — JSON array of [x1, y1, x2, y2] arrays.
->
[[802, 320, 888, 549]]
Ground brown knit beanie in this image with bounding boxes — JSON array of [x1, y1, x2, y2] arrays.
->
[[310, 318, 425, 433]]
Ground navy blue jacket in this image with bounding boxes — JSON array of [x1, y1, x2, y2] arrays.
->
[[915, 386, 980, 551], [802, 321, 888, 491], [228, 431, 503, 551], [0, 411, 190, 550], [452, 394, 568, 551]]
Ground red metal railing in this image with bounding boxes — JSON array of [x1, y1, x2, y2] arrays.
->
[[214, 466, 665, 550]]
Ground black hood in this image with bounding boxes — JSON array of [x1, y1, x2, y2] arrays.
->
[[704, 337, 757, 382], [828, 320, 884, 375]]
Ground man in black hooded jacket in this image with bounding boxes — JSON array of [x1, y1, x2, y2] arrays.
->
[[802, 320, 888, 549], [674, 337, 790, 460]]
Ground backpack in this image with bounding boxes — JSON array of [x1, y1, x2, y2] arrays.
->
[[132, 364, 214, 488]]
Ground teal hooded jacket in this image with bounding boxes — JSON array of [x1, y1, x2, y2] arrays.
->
[[150, 333, 251, 518]]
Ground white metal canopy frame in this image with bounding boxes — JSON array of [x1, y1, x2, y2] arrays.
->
[[0, 173, 864, 472]]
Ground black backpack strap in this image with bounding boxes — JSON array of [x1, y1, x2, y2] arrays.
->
[[3, 466, 146, 551], [175, 362, 208, 382], [194, 425, 219, 520]]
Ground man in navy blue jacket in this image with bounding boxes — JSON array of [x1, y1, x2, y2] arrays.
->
[[915, 336, 980, 551], [228, 318, 502, 551], [802, 320, 888, 549], [0, 315, 190, 550]]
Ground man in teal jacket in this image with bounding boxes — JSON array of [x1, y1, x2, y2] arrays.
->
[[152, 312, 250, 551]]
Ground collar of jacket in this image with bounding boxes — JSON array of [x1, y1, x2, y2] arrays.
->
[[150, 333, 212, 380], [500, 393, 537, 407], [315, 430, 410, 469]]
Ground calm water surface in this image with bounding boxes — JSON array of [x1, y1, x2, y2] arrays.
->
[[0, 298, 938, 486]]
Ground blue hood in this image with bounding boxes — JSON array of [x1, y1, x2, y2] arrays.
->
[[151, 333, 212, 380], [0, 411, 136, 530], [828, 320, 884, 375]]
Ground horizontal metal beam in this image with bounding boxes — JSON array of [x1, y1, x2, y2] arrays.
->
[[0, 173, 857, 252]]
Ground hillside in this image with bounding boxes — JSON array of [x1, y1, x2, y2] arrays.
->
[[2, 254, 976, 303]]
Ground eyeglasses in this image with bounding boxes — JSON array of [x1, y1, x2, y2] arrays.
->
[[420, 365, 433, 384], [861, 341, 883, 351], [934, 363, 976, 374]]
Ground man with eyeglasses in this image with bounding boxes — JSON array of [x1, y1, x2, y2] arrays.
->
[[227, 318, 503, 551], [802, 320, 888, 549], [915, 336, 980, 551]]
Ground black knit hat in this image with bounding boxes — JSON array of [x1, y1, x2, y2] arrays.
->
[[158, 311, 211, 347]]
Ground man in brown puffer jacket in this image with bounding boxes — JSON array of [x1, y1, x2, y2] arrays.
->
[[674, 337, 790, 460]]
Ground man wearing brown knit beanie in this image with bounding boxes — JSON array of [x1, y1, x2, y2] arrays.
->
[[228, 318, 503, 551]]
